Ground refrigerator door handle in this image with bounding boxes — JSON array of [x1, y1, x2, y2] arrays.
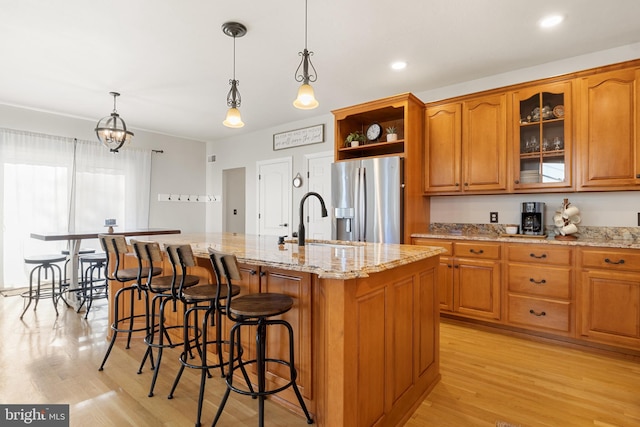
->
[[357, 167, 367, 241]]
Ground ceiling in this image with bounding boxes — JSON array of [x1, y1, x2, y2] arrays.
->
[[1, 0, 639, 143]]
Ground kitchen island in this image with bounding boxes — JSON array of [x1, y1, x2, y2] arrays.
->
[[135, 232, 445, 427]]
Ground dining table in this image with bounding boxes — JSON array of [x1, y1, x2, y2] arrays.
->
[[30, 228, 181, 304]]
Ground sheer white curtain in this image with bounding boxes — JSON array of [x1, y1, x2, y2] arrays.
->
[[0, 129, 151, 288]]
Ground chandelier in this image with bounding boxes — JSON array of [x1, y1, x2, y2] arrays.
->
[[95, 92, 134, 153]]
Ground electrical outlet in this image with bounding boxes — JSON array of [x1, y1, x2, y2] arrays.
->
[[637, 212, 640, 226], [490, 212, 498, 223]]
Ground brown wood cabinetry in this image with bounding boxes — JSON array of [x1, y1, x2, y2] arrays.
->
[[332, 93, 429, 241], [511, 81, 573, 191], [412, 238, 501, 321], [424, 103, 461, 192], [577, 247, 640, 350], [576, 67, 640, 190], [424, 94, 507, 194], [505, 244, 574, 334]]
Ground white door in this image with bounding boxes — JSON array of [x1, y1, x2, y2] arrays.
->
[[306, 152, 333, 240], [257, 157, 291, 237]]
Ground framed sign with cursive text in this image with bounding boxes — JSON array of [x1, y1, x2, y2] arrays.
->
[[273, 124, 324, 151]]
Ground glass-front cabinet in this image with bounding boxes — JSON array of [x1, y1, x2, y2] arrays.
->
[[512, 82, 572, 191]]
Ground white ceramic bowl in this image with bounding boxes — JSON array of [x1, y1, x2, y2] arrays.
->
[[505, 226, 518, 235]]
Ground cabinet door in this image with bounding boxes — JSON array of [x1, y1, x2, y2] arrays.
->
[[577, 68, 640, 189], [424, 103, 462, 192], [454, 258, 501, 320], [438, 256, 454, 311], [579, 269, 640, 349], [512, 81, 573, 191], [462, 94, 508, 192]]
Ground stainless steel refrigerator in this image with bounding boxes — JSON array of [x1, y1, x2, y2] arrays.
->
[[331, 156, 404, 243]]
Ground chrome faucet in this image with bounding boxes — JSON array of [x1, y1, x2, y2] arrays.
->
[[298, 191, 328, 246]]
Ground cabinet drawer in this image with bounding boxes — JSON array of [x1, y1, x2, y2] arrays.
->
[[579, 248, 640, 272], [507, 264, 571, 299], [412, 239, 452, 256], [507, 295, 571, 332], [454, 242, 500, 259], [506, 244, 572, 265]]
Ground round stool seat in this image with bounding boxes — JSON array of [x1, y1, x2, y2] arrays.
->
[[230, 293, 293, 317], [79, 253, 107, 262], [24, 254, 67, 264]]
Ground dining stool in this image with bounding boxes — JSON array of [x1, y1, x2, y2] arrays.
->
[[61, 248, 96, 287], [20, 254, 69, 318], [98, 234, 162, 371], [130, 240, 200, 398], [166, 243, 245, 427], [76, 252, 108, 318], [209, 248, 313, 427]]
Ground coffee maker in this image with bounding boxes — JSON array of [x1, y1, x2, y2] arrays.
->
[[521, 202, 545, 235]]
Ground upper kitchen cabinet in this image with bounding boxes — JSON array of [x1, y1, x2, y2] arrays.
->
[[511, 81, 573, 192], [424, 93, 507, 194], [576, 66, 640, 190], [332, 93, 423, 162]]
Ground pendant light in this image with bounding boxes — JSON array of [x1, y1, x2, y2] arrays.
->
[[293, 0, 318, 109], [222, 22, 247, 128], [95, 92, 134, 153]]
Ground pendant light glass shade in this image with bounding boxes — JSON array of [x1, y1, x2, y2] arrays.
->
[[293, 0, 318, 109], [223, 106, 244, 128], [222, 22, 246, 128], [95, 92, 134, 153], [293, 82, 318, 110]]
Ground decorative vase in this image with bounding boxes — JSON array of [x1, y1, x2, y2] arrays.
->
[[351, 140, 359, 147], [387, 133, 398, 142]]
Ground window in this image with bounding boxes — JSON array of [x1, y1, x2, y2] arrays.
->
[[0, 129, 151, 289]]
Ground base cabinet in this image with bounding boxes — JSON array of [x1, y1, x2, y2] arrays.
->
[[505, 244, 574, 335], [578, 248, 640, 350], [413, 238, 501, 321]]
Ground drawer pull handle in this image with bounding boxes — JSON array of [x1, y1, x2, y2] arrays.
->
[[529, 253, 547, 259], [604, 258, 625, 265], [469, 249, 484, 255], [529, 309, 546, 317], [529, 278, 546, 285]]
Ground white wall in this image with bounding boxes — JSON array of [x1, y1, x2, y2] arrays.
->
[[206, 115, 334, 234], [0, 104, 207, 233]]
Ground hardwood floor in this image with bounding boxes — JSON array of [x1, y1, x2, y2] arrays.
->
[[1, 293, 639, 426]]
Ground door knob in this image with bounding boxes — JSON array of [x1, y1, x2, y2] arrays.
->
[[279, 223, 288, 227]]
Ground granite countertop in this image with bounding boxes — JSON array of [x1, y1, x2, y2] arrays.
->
[[141, 232, 446, 279], [412, 223, 640, 249]]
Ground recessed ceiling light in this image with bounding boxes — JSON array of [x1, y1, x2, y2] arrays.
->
[[391, 61, 407, 70], [539, 14, 564, 28]]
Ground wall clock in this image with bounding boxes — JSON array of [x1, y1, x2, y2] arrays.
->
[[366, 123, 382, 141]]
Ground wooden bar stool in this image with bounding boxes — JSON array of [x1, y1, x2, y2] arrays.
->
[[165, 244, 245, 427], [209, 248, 313, 427], [20, 254, 68, 318], [97, 234, 162, 371], [130, 240, 200, 398]]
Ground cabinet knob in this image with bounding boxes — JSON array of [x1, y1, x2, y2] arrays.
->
[[463, 182, 469, 186], [455, 183, 460, 187], [515, 180, 520, 184], [260, 271, 266, 277], [604, 258, 625, 265], [249, 270, 257, 275]]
